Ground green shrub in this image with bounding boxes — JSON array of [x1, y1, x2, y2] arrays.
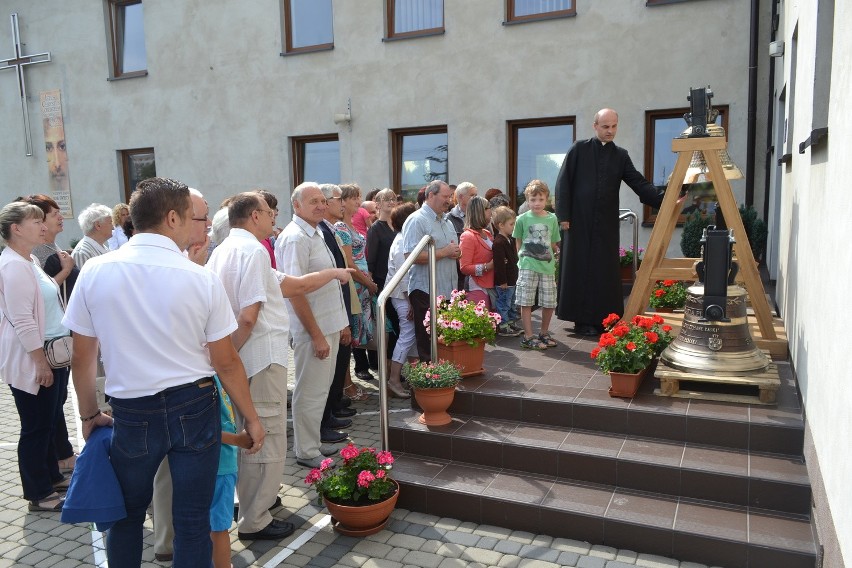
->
[[680, 211, 713, 258]]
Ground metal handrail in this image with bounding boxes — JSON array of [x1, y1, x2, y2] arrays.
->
[[619, 208, 639, 277], [375, 235, 437, 450]]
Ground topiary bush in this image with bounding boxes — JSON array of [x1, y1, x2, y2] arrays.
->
[[680, 211, 713, 258], [738, 204, 768, 263]]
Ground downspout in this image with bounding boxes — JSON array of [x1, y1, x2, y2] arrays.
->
[[763, 0, 779, 222], [745, 0, 760, 207]]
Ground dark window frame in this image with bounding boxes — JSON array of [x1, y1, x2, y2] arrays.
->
[[119, 147, 156, 202], [281, 0, 334, 55], [385, 0, 445, 40], [290, 133, 340, 188], [106, 0, 148, 80], [505, 0, 576, 24], [390, 125, 448, 198], [507, 116, 576, 210], [643, 106, 729, 225]]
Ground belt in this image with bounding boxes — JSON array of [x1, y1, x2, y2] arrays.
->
[[159, 377, 214, 396]]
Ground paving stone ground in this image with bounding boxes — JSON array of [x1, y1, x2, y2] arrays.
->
[[0, 355, 721, 568]]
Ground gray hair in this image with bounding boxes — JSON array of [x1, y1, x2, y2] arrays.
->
[[292, 181, 320, 207], [0, 202, 44, 246], [209, 207, 230, 247], [455, 182, 477, 199], [77, 203, 113, 235], [425, 180, 446, 197], [319, 183, 341, 200], [375, 188, 396, 203]]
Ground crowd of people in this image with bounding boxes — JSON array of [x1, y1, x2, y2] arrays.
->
[[0, 108, 666, 568]]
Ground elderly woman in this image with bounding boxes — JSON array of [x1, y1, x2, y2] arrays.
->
[[107, 203, 130, 250], [21, 194, 78, 473], [459, 196, 495, 308], [0, 202, 72, 512]]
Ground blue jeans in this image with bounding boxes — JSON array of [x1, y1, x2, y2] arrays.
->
[[107, 380, 220, 568], [495, 286, 519, 324], [9, 367, 66, 501]]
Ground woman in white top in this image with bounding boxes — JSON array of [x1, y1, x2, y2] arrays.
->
[[385, 202, 418, 397], [107, 203, 130, 250], [0, 201, 73, 512]]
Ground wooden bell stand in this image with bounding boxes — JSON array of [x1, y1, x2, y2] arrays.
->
[[623, 136, 788, 359]]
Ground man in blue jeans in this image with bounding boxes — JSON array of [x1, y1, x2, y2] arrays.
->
[[64, 177, 265, 568]]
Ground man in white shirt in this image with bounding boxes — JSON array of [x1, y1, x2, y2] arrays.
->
[[71, 203, 112, 268], [63, 177, 265, 568], [207, 192, 350, 539], [275, 182, 350, 469]]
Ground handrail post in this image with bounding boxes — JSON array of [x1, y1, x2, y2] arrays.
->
[[619, 209, 639, 277], [376, 235, 436, 450]]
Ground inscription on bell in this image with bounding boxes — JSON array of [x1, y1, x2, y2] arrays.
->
[[708, 337, 723, 351]]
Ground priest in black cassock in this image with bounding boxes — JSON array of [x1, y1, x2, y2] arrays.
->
[[555, 109, 664, 336]]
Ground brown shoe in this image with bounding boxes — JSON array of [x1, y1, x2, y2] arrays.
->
[[154, 552, 173, 562]]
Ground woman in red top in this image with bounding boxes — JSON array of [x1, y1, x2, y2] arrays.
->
[[459, 196, 495, 308]]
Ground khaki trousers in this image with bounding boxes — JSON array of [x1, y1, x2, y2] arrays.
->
[[233, 364, 288, 533], [152, 457, 173, 556], [292, 332, 339, 460]]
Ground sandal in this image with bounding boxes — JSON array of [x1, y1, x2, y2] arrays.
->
[[53, 476, 71, 492], [58, 453, 78, 473], [538, 332, 558, 348], [28, 492, 64, 512], [343, 384, 370, 401], [520, 335, 547, 351], [387, 383, 411, 399]]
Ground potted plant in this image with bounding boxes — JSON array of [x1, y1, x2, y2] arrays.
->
[[591, 313, 675, 398], [619, 245, 644, 282], [403, 359, 462, 426], [305, 443, 399, 536], [648, 280, 688, 312], [424, 290, 501, 376]]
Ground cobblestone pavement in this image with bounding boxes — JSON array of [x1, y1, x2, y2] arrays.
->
[[0, 363, 718, 568]]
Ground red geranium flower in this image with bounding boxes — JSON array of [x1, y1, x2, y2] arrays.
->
[[598, 333, 617, 347], [590, 347, 601, 358], [654, 289, 665, 297], [626, 342, 637, 351], [612, 325, 630, 338], [602, 313, 621, 328], [663, 279, 676, 287], [644, 331, 659, 343]]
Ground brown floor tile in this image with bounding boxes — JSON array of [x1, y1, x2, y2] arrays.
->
[[469, 393, 523, 421], [583, 374, 614, 391], [674, 501, 748, 542], [575, 387, 634, 407], [521, 398, 572, 428], [507, 424, 571, 448], [747, 546, 815, 568], [391, 454, 447, 485], [686, 416, 749, 450], [749, 423, 804, 455], [561, 429, 625, 457], [431, 463, 500, 494], [482, 472, 554, 504], [749, 478, 811, 515], [452, 436, 503, 468], [617, 461, 681, 497], [606, 489, 677, 528], [573, 403, 627, 435], [749, 453, 809, 483], [681, 469, 748, 507], [540, 507, 604, 544], [605, 520, 673, 559], [524, 383, 582, 401], [687, 399, 751, 421], [619, 438, 684, 466], [748, 512, 816, 554], [682, 445, 748, 476], [404, 429, 453, 459], [505, 444, 560, 476], [536, 371, 593, 388], [456, 375, 490, 392], [628, 393, 690, 414], [673, 533, 748, 568], [453, 417, 517, 442], [627, 409, 686, 443], [558, 451, 617, 486], [542, 479, 613, 517], [748, 404, 803, 427], [425, 487, 481, 523], [481, 499, 541, 534], [478, 376, 538, 394]]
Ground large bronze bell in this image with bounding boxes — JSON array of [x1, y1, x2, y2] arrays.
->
[[660, 284, 770, 375], [660, 226, 770, 376]]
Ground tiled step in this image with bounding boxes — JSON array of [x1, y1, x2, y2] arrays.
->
[[451, 354, 805, 456], [392, 453, 817, 568], [388, 410, 811, 516]]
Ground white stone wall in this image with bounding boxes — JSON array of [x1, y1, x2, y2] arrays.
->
[[1, 0, 760, 257], [775, 0, 851, 565]]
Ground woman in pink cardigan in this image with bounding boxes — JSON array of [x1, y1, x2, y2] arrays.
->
[[0, 201, 74, 512], [459, 196, 495, 308]]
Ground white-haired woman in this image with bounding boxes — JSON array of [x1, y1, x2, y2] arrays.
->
[[0, 202, 72, 512]]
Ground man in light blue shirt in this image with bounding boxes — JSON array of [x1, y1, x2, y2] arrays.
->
[[401, 180, 461, 361]]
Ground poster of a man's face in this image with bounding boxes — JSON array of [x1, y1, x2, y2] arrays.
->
[[44, 122, 68, 193]]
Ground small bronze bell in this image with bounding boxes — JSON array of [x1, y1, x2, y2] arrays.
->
[[659, 227, 769, 376]]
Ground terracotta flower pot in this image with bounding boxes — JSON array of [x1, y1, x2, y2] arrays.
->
[[324, 480, 400, 537], [608, 367, 650, 399], [436, 339, 485, 377], [413, 386, 456, 426], [620, 264, 637, 283]]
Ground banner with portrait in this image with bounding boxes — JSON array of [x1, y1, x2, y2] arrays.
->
[[39, 90, 73, 218]]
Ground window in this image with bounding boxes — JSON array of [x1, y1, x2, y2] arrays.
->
[[386, 0, 444, 40], [291, 135, 340, 187], [506, 0, 575, 23], [391, 126, 448, 202], [282, 0, 334, 54], [107, 0, 147, 79], [119, 148, 156, 201], [508, 118, 575, 208], [643, 107, 728, 224]]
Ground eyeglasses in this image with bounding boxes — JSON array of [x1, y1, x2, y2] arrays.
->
[[327, 197, 342, 201], [192, 216, 209, 222], [256, 208, 276, 218]]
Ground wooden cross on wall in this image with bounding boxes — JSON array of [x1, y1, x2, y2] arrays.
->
[[0, 13, 51, 156]]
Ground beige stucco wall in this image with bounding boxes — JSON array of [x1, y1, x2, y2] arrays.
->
[[1, 0, 761, 258], [775, 0, 851, 565]]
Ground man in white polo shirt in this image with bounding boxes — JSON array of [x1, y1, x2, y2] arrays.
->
[[275, 182, 350, 469], [63, 177, 265, 568], [207, 191, 351, 540]]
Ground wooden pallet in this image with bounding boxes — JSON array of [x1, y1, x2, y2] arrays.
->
[[654, 359, 780, 405], [653, 311, 788, 359]]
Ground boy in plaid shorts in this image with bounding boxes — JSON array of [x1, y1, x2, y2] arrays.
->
[[512, 180, 561, 350]]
